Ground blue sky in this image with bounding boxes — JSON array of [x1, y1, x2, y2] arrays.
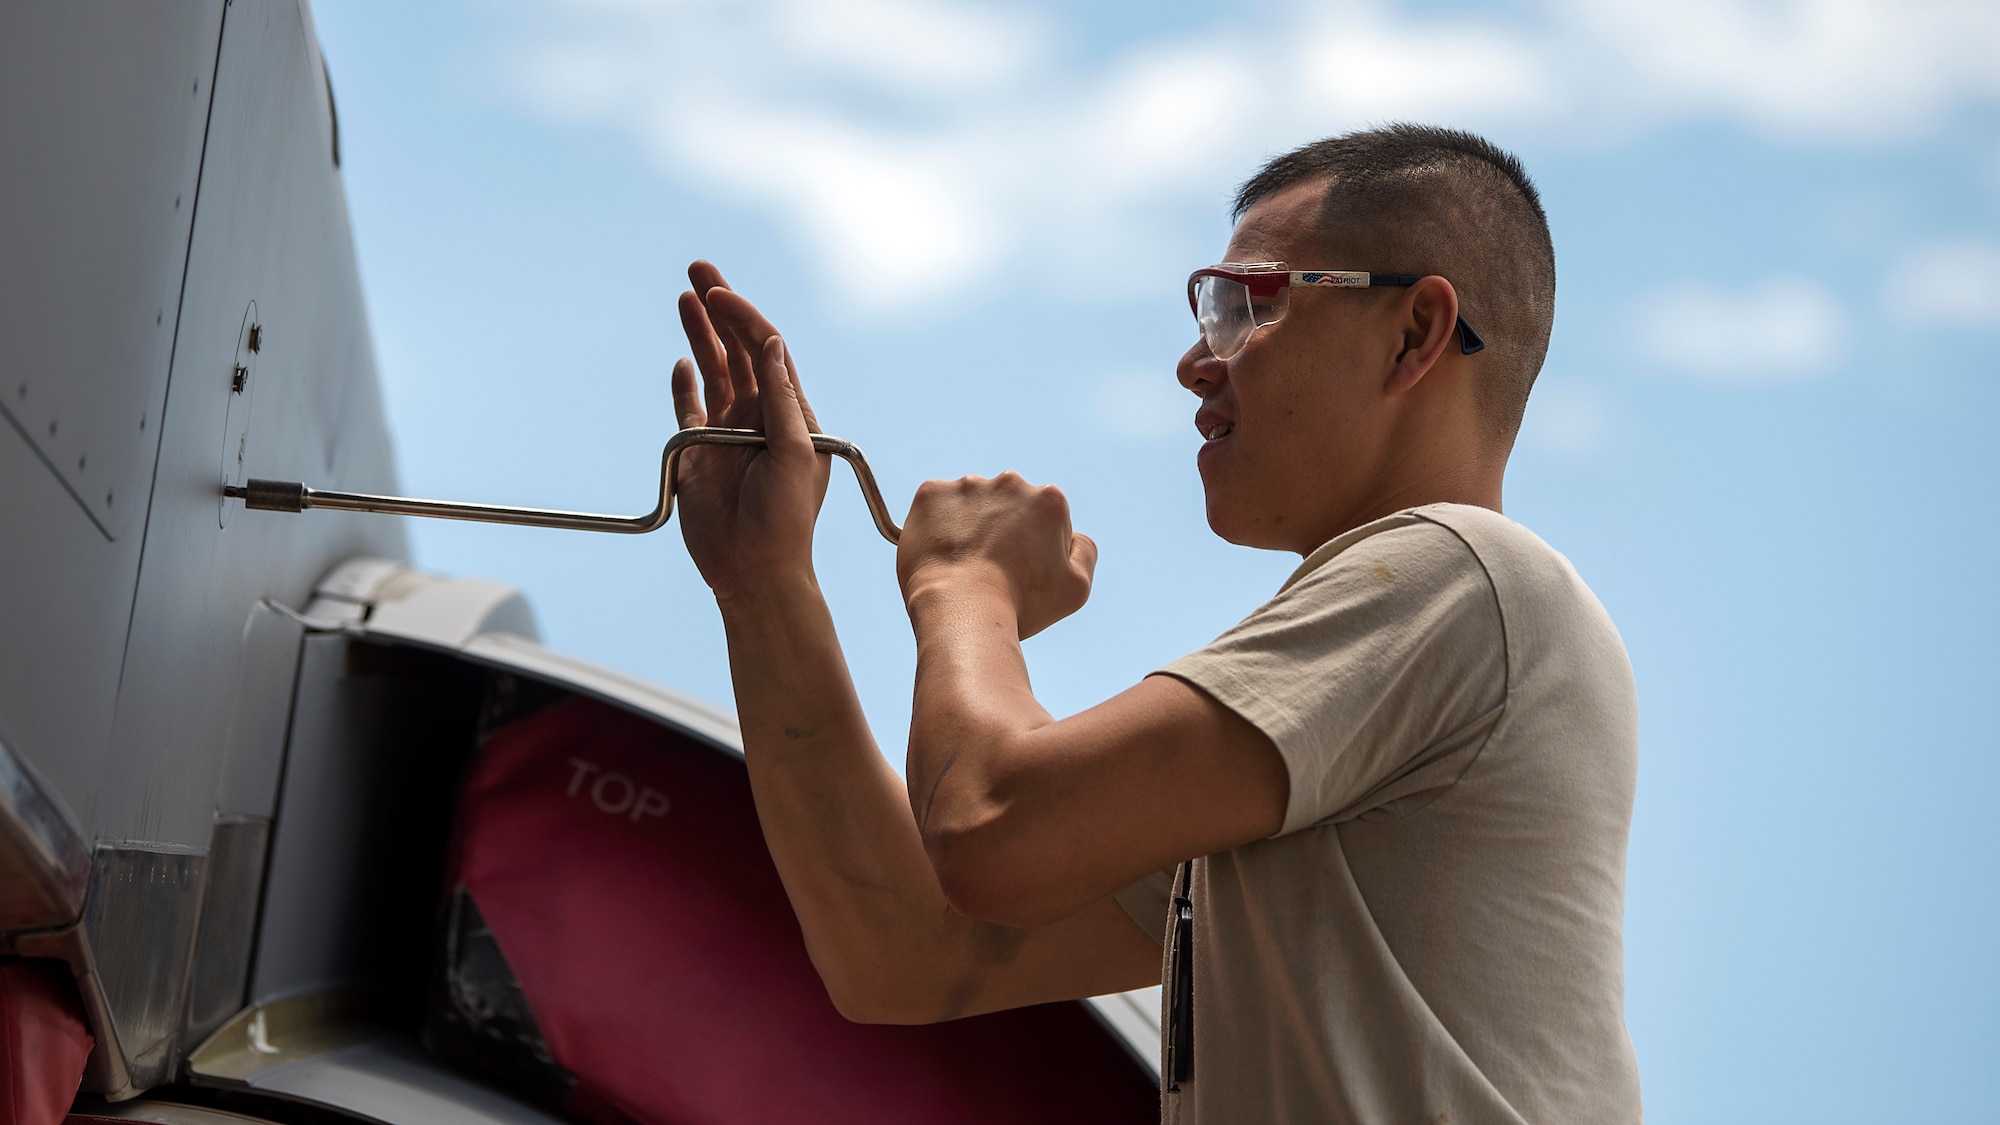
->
[[312, 1, 1999, 1119]]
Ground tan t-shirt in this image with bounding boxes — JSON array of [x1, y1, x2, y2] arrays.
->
[[1115, 503, 1641, 1124]]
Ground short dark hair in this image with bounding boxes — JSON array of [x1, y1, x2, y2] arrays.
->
[[1234, 124, 1556, 443]]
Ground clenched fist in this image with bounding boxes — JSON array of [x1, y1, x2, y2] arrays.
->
[[897, 472, 1098, 640]]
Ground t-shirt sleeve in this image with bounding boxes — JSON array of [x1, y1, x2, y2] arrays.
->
[[1158, 516, 1507, 835], [1112, 868, 1174, 946]]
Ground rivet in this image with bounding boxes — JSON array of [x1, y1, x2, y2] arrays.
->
[[78, 454, 86, 470], [47, 418, 56, 436], [174, 195, 181, 209], [231, 364, 249, 393], [248, 324, 262, 353], [14, 382, 23, 399], [156, 310, 163, 325], [105, 490, 114, 506], [139, 414, 147, 431]]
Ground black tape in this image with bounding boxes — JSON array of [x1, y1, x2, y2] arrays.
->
[[243, 479, 306, 512]]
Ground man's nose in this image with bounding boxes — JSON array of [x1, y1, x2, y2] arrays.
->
[[1176, 339, 1225, 395]]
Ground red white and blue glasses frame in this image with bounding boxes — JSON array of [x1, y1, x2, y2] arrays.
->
[[1187, 262, 1487, 361]]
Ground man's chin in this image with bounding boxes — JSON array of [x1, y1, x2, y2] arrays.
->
[[1200, 463, 1283, 547], [1202, 492, 1259, 548]]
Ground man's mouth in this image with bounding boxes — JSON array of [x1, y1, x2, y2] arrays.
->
[[1202, 422, 1233, 441]]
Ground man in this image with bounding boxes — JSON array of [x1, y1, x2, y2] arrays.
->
[[668, 123, 1642, 1123]]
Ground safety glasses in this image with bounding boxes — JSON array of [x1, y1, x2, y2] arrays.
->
[[1187, 262, 1487, 361]]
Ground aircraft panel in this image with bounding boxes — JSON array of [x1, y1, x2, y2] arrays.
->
[[0, 0, 219, 540], [0, 0, 224, 850], [96, 0, 407, 851]]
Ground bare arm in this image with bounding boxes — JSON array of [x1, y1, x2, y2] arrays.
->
[[714, 570, 1158, 1022], [897, 477, 1290, 929], [671, 264, 1156, 1023]]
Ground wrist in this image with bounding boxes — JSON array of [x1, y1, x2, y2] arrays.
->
[[903, 569, 1019, 632], [713, 563, 823, 619]]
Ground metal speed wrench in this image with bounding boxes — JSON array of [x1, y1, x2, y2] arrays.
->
[[222, 427, 903, 544]]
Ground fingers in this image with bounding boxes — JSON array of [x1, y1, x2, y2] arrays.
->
[[688, 263, 756, 418], [677, 290, 733, 421], [792, 356, 823, 435], [705, 287, 783, 352], [713, 291, 759, 416], [1070, 532, 1099, 584], [671, 357, 707, 430], [685, 263, 826, 434], [705, 287, 800, 424], [699, 273, 780, 341], [688, 259, 733, 298], [754, 335, 815, 459]]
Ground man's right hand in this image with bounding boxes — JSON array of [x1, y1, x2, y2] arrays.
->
[[671, 261, 832, 603]]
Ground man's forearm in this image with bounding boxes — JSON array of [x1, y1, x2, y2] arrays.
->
[[903, 581, 1098, 925], [904, 582, 1047, 827], [717, 569, 1006, 1022]]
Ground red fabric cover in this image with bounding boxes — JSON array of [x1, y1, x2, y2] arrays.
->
[[1, 960, 93, 1125], [446, 697, 1154, 1124]]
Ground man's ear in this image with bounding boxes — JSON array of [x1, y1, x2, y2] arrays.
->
[[1385, 275, 1460, 395]]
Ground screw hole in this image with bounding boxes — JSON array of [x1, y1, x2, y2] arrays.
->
[[78, 454, 86, 470], [105, 491, 114, 506], [47, 418, 57, 436], [139, 414, 147, 431]]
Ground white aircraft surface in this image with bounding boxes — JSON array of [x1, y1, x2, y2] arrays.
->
[[0, 3, 1160, 1121]]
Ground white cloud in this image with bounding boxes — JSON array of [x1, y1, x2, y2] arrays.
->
[[663, 108, 1000, 304], [1886, 241, 2000, 326], [1635, 278, 1844, 382], [774, 0, 1044, 94], [1092, 371, 1192, 441], [1296, 14, 1557, 124], [497, 0, 2000, 310], [1559, 0, 2000, 138], [1073, 47, 1252, 189]]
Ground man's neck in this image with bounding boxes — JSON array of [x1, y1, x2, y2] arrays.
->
[[1295, 459, 1505, 556]]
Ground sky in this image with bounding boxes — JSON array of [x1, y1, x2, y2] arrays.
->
[[310, 1, 2000, 1119]]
